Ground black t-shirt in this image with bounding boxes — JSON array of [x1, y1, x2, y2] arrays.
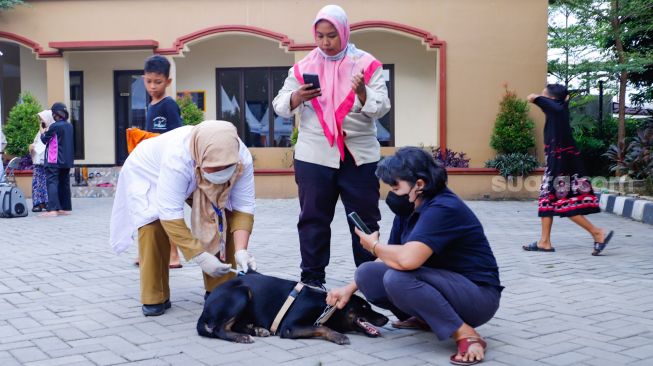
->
[[388, 188, 503, 291], [145, 96, 183, 133]]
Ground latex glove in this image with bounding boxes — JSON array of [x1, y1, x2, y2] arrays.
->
[[192, 252, 231, 277], [235, 249, 257, 273]]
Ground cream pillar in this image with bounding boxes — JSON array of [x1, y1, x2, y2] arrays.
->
[[45, 55, 70, 108], [165, 55, 177, 98]]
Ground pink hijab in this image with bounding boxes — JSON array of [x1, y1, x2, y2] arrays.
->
[[293, 4, 382, 160]]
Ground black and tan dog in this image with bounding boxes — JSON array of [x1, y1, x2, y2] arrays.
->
[[197, 272, 388, 344]]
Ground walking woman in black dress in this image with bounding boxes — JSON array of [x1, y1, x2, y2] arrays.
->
[[524, 84, 613, 256]]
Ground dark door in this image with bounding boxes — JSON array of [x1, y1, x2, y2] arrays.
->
[[114, 70, 149, 165]]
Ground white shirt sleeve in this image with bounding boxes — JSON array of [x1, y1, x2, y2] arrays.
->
[[157, 149, 193, 221], [360, 67, 391, 119], [226, 141, 256, 215]]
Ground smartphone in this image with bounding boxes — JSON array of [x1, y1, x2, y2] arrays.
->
[[303, 73, 321, 90], [347, 212, 372, 235]]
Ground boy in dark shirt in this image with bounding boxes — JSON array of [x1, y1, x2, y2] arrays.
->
[[143, 55, 182, 133], [140, 55, 183, 268]]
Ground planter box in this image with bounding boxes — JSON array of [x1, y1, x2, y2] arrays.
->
[[14, 170, 33, 199]]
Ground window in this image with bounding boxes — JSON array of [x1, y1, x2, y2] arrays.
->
[[217, 67, 294, 147], [0, 42, 21, 125], [70, 71, 84, 159], [377, 64, 395, 147], [216, 65, 394, 147]]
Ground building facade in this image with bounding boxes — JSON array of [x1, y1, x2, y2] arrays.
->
[[0, 0, 548, 198]]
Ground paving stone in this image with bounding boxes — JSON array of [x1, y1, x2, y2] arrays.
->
[[0, 198, 651, 365]]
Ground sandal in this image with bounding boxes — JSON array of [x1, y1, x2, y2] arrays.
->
[[32, 206, 42, 212], [450, 336, 487, 365], [592, 230, 614, 256], [392, 316, 431, 331], [522, 242, 555, 252]]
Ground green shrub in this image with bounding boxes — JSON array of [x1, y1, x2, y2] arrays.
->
[[177, 95, 204, 126], [290, 126, 299, 147], [605, 121, 653, 180], [489, 87, 536, 154], [485, 153, 541, 178], [3, 92, 42, 157]]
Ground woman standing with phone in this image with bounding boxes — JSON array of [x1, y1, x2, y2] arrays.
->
[[273, 4, 391, 289]]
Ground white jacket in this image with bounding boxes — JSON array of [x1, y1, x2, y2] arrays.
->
[[31, 132, 46, 165], [109, 126, 255, 254], [272, 67, 391, 168]]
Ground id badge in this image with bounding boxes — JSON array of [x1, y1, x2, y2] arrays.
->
[[219, 233, 226, 262]]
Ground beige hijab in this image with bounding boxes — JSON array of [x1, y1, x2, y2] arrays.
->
[[189, 120, 243, 255], [38, 110, 56, 128]]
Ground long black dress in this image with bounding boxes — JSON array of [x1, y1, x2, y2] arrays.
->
[[534, 96, 600, 217]]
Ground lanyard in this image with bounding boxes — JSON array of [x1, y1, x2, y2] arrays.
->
[[210, 203, 224, 235]]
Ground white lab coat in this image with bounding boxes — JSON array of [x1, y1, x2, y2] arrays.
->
[[109, 126, 255, 254]]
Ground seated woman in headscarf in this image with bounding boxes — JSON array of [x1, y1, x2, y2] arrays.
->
[[110, 120, 257, 316], [326, 147, 503, 366]]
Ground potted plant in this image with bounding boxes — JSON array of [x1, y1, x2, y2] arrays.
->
[[2, 92, 42, 196], [3, 92, 42, 168], [177, 94, 204, 126], [485, 86, 540, 178]]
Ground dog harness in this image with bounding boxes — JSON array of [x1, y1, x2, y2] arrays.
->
[[270, 282, 305, 335]]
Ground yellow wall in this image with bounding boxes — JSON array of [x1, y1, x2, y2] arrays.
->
[[68, 50, 153, 165], [19, 47, 47, 107], [0, 0, 548, 167], [351, 31, 439, 147], [175, 35, 295, 121]]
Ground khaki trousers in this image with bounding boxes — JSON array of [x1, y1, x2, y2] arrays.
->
[[138, 220, 236, 304]]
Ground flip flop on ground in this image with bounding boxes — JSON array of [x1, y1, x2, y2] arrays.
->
[[522, 242, 555, 252], [592, 230, 614, 256], [450, 336, 487, 365]]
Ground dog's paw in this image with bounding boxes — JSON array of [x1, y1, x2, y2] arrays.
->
[[254, 327, 270, 337], [330, 333, 350, 345], [234, 334, 254, 343]]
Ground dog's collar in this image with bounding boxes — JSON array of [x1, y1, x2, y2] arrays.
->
[[270, 282, 305, 335]]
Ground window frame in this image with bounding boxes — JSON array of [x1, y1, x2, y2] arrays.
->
[[70, 70, 85, 160]]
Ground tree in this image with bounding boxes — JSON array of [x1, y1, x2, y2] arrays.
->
[[0, 0, 25, 11], [548, 2, 604, 88], [553, 0, 653, 157], [621, 6, 653, 106]]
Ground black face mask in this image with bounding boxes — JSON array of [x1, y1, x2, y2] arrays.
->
[[385, 191, 415, 217]]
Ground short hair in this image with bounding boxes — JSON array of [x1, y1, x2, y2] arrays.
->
[[144, 55, 170, 77], [376, 147, 448, 199], [546, 84, 569, 101]]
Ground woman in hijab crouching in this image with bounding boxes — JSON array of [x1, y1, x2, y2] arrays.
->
[[110, 120, 257, 316]]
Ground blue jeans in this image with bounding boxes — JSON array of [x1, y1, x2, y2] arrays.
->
[[355, 262, 501, 340]]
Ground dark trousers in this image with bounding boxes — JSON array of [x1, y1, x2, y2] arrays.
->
[[45, 167, 71, 212], [295, 151, 380, 283], [355, 262, 501, 340]]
